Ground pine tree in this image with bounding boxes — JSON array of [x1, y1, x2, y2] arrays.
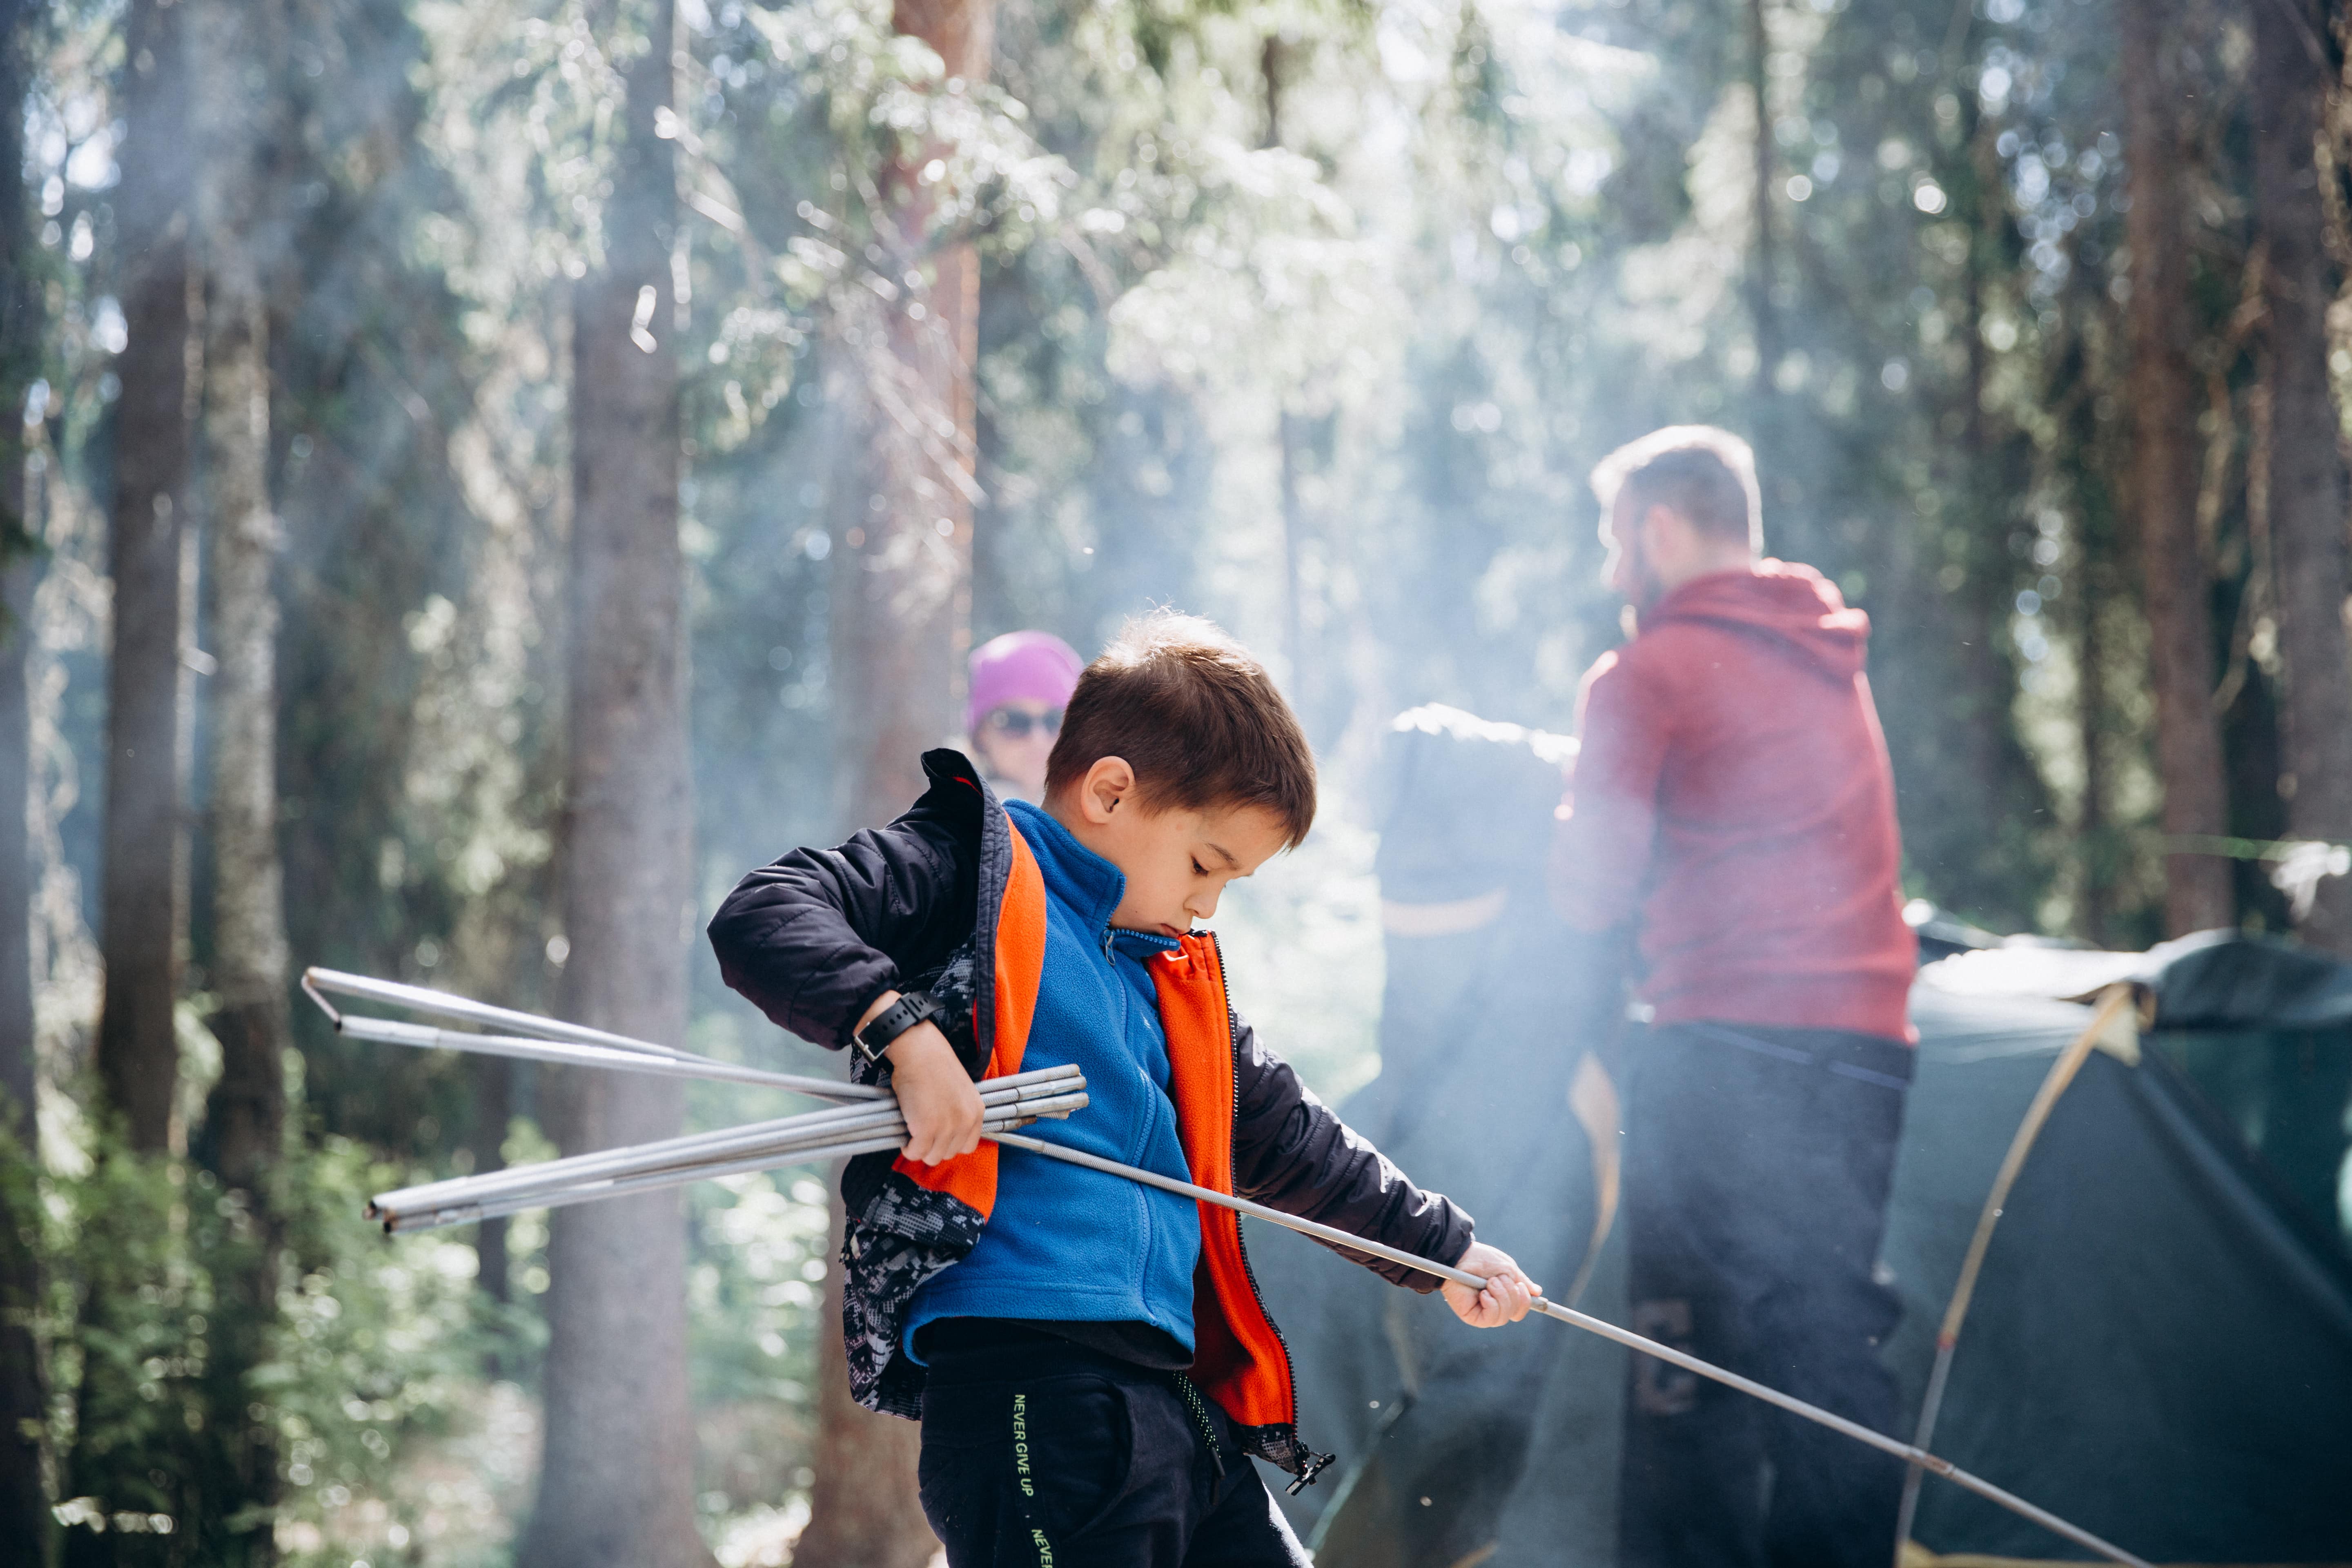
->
[[94, 0, 195, 1156], [517, 4, 707, 1565], [2251, 0, 2352, 953], [0, 0, 49, 1550], [799, 0, 994, 1560], [189, 1, 296, 1557], [2122, 0, 2233, 934]]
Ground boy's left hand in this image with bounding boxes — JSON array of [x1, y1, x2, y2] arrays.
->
[[1441, 1242, 1540, 1327]]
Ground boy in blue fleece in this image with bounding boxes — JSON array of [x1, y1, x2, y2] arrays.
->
[[708, 612, 1534, 1567]]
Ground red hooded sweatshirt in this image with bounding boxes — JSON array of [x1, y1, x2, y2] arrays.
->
[[1552, 561, 1916, 1041]]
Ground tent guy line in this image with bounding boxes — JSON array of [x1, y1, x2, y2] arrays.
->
[[306, 972, 2152, 1568]]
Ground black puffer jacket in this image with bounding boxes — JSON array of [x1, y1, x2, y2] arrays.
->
[[707, 751, 1477, 1443]]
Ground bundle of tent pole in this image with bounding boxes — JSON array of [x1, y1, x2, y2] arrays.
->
[[367, 1067, 1089, 1232], [301, 969, 1089, 1234], [298, 965, 2154, 1568]]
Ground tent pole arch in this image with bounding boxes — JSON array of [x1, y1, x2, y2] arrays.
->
[[1889, 984, 2138, 1564]]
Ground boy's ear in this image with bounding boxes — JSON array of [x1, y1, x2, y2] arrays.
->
[[1078, 756, 1136, 825]]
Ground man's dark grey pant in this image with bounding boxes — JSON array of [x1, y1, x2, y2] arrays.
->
[[1618, 1021, 1913, 1568]]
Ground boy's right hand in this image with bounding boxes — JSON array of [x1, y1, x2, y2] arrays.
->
[[863, 991, 985, 1164]]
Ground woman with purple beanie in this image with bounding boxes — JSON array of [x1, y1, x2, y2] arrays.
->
[[963, 629, 1083, 802]]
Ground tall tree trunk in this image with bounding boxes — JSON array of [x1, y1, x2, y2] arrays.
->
[[2078, 507, 2114, 945], [0, 0, 50, 1549], [63, 6, 194, 1560], [1264, 37, 1306, 694], [469, 1053, 513, 1323], [96, 0, 197, 1156], [804, 1, 991, 1563], [1745, 0, 1780, 385], [191, 2, 292, 1559], [797, 1166, 935, 1568], [2122, 0, 2233, 934], [826, 0, 990, 825], [517, 7, 705, 1566], [0, 560, 42, 1557], [1920, 65, 2051, 930], [2253, 0, 2352, 954]]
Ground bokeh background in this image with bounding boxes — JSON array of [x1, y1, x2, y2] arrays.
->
[[3, 0, 2349, 1563]]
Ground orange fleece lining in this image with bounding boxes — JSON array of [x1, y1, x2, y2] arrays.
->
[[892, 821, 1047, 1215]]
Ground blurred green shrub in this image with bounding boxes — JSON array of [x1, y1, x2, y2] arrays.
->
[[29, 1078, 849, 1566], [686, 1167, 828, 1531], [43, 1129, 530, 1564]]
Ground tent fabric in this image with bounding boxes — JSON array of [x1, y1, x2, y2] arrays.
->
[[1268, 962, 2352, 1566], [1916, 936, 2352, 1241], [1888, 977, 2352, 1561], [2138, 930, 2352, 1030], [1898, 1550, 2348, 1568], [1904, 923, 2352, 1033], [1255, 713, 2352, 1566]]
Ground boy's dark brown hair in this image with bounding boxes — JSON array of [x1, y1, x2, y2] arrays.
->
[[1044, 611, 1316, 846]]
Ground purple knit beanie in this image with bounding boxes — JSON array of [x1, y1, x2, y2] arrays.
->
[[966, 630, 1084, 735]]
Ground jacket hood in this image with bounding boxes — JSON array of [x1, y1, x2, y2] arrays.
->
[[1646, 560, 1869, 681]]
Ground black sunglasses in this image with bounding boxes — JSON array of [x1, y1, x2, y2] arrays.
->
[[986, 707, 1064, 739]]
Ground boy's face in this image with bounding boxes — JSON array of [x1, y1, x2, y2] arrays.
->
[[1048, 758, 1292, 935]]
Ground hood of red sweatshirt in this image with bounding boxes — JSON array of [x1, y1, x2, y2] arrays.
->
[[1644, 559, 1870, 682]]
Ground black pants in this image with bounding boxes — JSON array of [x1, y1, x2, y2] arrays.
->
[[1618, 1022, 1912, 1568], [917, 1332, 1311, 1568]]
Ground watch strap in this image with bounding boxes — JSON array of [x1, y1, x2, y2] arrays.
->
[[853, 990, 948, 1064]]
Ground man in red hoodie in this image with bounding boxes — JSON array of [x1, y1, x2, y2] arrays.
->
[[1552, 426, 1916, 1568]]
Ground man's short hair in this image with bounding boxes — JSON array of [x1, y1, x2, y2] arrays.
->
[[1045, 611, 1316, 847], [1588, 426, 1763, 552]]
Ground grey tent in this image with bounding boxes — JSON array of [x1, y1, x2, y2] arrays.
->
[[1256, 708, 2352, 1566]]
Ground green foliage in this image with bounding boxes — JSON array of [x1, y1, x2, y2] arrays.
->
[[683, 1167, 830, 1532], [263, 1141, 523, 1548], [272, 0, 565, 1155], [46, 1128, 520, 1564]]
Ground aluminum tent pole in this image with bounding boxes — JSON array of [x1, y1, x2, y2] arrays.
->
[[372, 1099, 927, 1215], [374, 1094, 1090, 1233], [368, 1067, 1084, 1218], [301, 967, 885, 1102], [332, 1014, 872, 1096], [371, 1064, 1081, 1209], [988, 1130, 2155, 1568], [381, 1130, 924, 1231]]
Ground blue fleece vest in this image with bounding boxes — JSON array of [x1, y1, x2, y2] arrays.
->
[[901, 800, 1203, 1358]]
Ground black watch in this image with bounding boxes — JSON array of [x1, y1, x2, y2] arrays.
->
[[853, 990, 950, 1065]]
